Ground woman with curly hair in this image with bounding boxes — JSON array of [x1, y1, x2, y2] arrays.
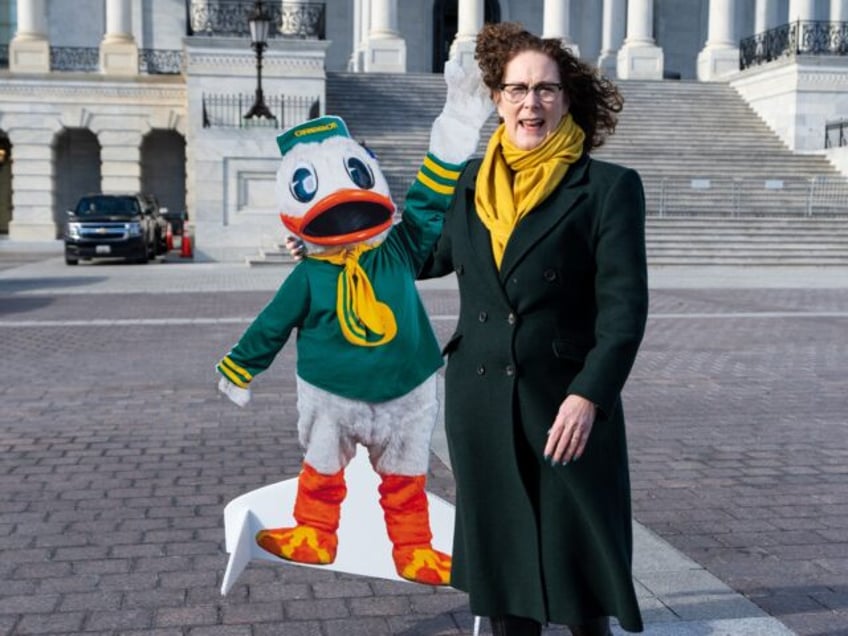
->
[[421, 22, 648, 636]]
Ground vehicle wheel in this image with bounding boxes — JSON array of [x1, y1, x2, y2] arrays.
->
[[136, 249, 149, 264], [65, 255, 79, 266]]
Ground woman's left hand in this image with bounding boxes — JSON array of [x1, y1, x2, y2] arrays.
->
[[544, 394, 596, 465]]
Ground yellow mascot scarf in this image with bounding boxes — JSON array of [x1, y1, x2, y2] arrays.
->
[[475, 113, 586, 269], [310, 244, 397, 347]]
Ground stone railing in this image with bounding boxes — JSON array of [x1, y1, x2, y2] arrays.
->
[[740, 20, 848, 69], [187, 0, 325, 39], [139, 49, 183, 74], [47, 47, 183, 74]]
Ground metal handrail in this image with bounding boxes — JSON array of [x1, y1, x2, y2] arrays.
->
[[649, 175, 848, 217], [740, 20, 848, 69], [187, 0, 326, 39], [202, 93, 320, 129], [825, 119, 848, 148]]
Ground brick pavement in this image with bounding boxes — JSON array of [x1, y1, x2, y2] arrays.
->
[[0, 255, 846, 635], [624, 287, 848, 636]]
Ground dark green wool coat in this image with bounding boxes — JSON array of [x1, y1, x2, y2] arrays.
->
[[421, 155, 647, 632]]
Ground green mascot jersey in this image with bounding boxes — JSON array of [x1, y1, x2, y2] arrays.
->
[[218, 153, 463, 403]]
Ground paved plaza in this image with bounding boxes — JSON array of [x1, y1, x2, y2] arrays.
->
[[0, 245, 846, 635]]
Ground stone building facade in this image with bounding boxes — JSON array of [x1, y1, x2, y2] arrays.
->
[[0, 0, 846, 260]]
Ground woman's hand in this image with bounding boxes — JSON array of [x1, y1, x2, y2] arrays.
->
[[544, 394, 596, 465], [285, 235, 307, 261]]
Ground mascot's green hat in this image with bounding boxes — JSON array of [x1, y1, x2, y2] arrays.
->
[[276, 115, 351, 156]]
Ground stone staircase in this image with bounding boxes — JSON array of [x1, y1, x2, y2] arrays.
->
[[249, 72, 848, 265]]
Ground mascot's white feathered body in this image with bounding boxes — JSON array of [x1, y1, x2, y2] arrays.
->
[[217, 61, 493, 586]]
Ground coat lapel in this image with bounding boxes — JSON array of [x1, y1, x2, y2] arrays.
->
[[458, 178, 511, 301], [498, 156, 590, 282]]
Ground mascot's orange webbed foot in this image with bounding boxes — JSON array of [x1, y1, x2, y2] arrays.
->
[[256, 525, 338, 565], [392, 545, 451, 585]]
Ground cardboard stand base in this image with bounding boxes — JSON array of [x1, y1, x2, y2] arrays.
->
[[221, 449, 456, 595]]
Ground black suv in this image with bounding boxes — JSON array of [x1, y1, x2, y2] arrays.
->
[[64, 193, 165, 265]]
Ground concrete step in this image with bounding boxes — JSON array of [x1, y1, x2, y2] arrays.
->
[[317, 73, 848, 266]]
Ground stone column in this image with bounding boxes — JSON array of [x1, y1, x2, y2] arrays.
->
[[617, 0, 664, 79], [9, 0, 50, 74], [349, 0, 365, 70], [543, 0, 579, 57], [98, 129, 143, 195], [788, 0, 816, 21], [755, 0, 780, 33], [697, 0, 739, 80], [788, 0, 817, 53], [831, 0, 848, 22], [598, 0, 626, 78], [7, 128, 57, 241], [363, 0, 406, 72], [100, 0, 138, 75], [450, 0, 483, 67]]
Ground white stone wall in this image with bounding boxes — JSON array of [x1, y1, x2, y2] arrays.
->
[[825, 146, 848, 178], [191, 127, 285, 261], [183, 37, 330, 261], [732, 57, 848, 152], [0, 77, 186, 241]]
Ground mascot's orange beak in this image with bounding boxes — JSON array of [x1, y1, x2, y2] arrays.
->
[[281, 189, 395, 247]]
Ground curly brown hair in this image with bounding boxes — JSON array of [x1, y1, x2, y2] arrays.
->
[[475, 22, 623, 152]]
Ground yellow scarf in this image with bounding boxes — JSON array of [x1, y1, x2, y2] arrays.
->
[[475, 113, 585, 269], [309, 244, 397, 347]]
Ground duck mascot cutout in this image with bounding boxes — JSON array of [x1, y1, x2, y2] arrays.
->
[[216, 59, 493, 592]]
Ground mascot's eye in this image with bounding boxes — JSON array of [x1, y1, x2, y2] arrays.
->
[[290, 165, 318, 202], [344, 156, 375, 190]]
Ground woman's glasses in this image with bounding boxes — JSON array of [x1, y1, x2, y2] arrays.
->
[[499, 82, 563, 104]]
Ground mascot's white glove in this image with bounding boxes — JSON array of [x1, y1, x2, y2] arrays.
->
[[218, 376, 251, 407], [429, 58, 494, 165]]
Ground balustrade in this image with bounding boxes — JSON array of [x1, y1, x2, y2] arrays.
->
[[741, 20, 848, 69], [187, 0, 325, 39]]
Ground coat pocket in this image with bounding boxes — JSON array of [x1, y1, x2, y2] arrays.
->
[[551, 338, 591, 362], [441, 332, 463, 357]]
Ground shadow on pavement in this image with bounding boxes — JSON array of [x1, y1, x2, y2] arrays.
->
[[0, 295, 55, 315], [0, 276, 107, 294]]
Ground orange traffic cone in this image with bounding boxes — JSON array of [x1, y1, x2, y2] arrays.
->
[[180, 230, 193, 259], [165, 225, 173, 251]]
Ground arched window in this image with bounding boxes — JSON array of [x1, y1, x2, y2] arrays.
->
[[141, 130, 187, 222], [53, 129, 101, 238]]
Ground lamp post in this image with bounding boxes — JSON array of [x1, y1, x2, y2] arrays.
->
[[244, 0, 276, 121]]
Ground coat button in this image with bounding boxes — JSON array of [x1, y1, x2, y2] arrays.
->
[[476, 365, 486, 375], [544, 269, 557, 282], [505, 365, 515, 376], [507, 312, 517, 325], [478, 311, 488, 322]]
